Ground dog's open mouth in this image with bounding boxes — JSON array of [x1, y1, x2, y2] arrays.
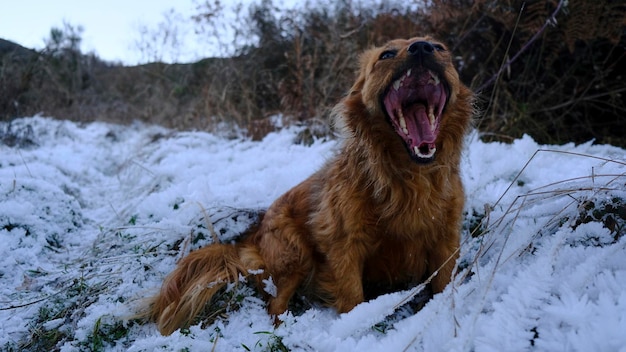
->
[[383, 68, 447, 162]]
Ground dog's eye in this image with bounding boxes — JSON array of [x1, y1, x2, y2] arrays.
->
[[433, 44, 446, 52], [379, 50, 397, 60]]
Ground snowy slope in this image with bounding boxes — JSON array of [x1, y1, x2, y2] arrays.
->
[[1, 116, 624, 351]]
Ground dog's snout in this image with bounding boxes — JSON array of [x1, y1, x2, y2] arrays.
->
[[408, 41, 435, 56]]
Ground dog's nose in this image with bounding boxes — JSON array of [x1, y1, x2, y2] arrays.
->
[[407, 41, 435, 56]]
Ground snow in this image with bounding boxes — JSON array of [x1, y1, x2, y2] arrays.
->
[[1, 116, 625, 351]]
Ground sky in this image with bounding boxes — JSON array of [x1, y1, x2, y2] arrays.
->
[[0, 0, 227, 64]]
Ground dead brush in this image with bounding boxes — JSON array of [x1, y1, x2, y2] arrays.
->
[[3, 0, 623, 146], [423, 0, 626, 147], [469, 149, 625, 270]]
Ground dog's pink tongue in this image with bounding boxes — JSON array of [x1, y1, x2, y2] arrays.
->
[[405, 104, 436, 149]]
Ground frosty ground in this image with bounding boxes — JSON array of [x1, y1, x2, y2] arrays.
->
[[1, 116, 625, 351]]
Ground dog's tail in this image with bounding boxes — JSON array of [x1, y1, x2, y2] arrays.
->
[[147, 241, 264, 335]]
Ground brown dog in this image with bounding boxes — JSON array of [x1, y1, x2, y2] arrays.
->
[[148, 36, 473, 335]]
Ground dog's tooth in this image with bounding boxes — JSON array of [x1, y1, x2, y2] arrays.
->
[[429, 71, 440, 85], [406, 68, 412, 77], [399, 112, 409, 135], [414, 146, 420, 155], [393, 79, 401, 91], [428, 106, 436, 129], [398, 110, 408, 134]]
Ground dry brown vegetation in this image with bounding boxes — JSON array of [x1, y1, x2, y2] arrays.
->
[[1, 0, 625, 146]]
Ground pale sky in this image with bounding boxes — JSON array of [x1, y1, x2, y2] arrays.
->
[[0, 0, 230, 64]]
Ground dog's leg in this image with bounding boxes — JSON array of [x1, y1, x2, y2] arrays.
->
[[267, 272, 306, 316], [429, 183, 463, 294], [259, 249, 311, 317], [428, 239, 459, 293], [257, 219, 313, 317], [316, 238, 369, 312]]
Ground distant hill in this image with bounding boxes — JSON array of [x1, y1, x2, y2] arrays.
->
[[0, 38, 36, 58], [0, 38, 245, 133]]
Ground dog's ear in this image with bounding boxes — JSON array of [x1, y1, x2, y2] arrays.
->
[[347, 50, 374, 96], [348, 72, 366, 96]]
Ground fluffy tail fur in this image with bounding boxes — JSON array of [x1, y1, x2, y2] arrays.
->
[[148, 242, 264, 335]]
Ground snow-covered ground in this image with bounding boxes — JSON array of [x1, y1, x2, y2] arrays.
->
[[1, 116, 625, 351]]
